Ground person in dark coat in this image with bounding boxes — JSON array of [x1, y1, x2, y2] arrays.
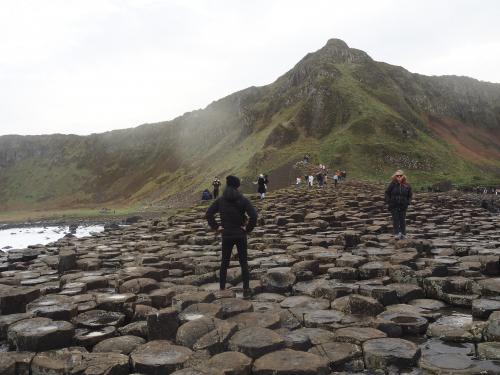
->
[[201, 189, 212, 201], [316, 172, 324, 187], [205, 175, 257, 298], [257, 174, 267, 199], [385, 169, 412, 240], [212, 177, 221, 199]]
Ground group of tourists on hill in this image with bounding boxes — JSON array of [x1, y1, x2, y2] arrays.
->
[[204, 167, 413, 299], [296, 166, 346, 188], [202, 174, 269, 201]]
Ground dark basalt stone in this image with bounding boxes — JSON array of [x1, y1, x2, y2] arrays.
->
[[73, 310, 125, 329], [7, 317, 74, 351]]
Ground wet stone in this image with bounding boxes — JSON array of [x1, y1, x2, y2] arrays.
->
[[309, 341, 363, 371], [172, 291, 215, 311], [74, 325, 116, 348], [333, 327, 387, 344], [378, 311, 429, 335], [359, 261, 388, 279], [7, 317, 74, 351], [0, 351, 34, 375], [484, 311, 500, 341], [252, 349, 330, 375], [76, 275, 109, 290], [170, 369, 218, 375], [282, 329, 312, 350], [118, 321, 148, 339], [147, 307, 180, 341], [420, 338, 485, 374], [408, 298, 446, 311], [327, 267, 358, 281], [303, 309, 345, 328], [427, 323, 474, 343], [0, 355, 15, 374], [26, 295, 78, 321], [479, 278, 500, 297], [93, 335, 146, 354], [260, 267, 296, 293], [31, 349, 129, 375], [478, 341, 500, 360], [193, 321, 238, 354], [149, 288, 176, 309], [119, 277, 158, 294], [363, 338, 420, 370], [331, 294, 384, 316], [254, 293, 286, 303], [472, 298, 500, 319], [228, 311, 281, 330], [358, 284, 399, 306], [228, 326, 285, 358], [0, 285, 40, 314], [206, 351, 252, 375], [176, 317, 218, 349], [279, 295, 330, 310], [179, 303, 223, 323], [131, 340, 193, 375], [0, 312, 34, 339], [290, 327, 335, 345], [96, 293, 137, 311], [311, 280, 357, 301], [214, 298, 253, 318], [73, 309, 125, 329]]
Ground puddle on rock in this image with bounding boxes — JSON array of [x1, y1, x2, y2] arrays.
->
[[434, 309, 473, 327]]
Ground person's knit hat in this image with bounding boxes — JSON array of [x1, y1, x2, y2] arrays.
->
[[226, 175, 240, 188], [392, 169, 404, 177]]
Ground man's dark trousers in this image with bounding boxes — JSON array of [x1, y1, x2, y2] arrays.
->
[[220, 236, 249, 290]]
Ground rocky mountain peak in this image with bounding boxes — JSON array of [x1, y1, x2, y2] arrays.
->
[[316, 38, 372, 64]]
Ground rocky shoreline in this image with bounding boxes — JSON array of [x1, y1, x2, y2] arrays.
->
[[0, 180, 499, 374], [0, 214, 147, 231]]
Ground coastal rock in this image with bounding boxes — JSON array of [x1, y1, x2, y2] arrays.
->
[[130, 340, 193, 374], [7, 317, 74, 351], [252, 349, 330, 375]]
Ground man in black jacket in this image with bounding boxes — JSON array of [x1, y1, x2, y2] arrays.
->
[[206, 175, 257, 298]]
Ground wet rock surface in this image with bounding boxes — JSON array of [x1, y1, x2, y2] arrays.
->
[[0, 181, 499, 373]]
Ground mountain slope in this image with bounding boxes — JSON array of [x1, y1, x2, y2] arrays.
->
[[1, 39, 499, 211]]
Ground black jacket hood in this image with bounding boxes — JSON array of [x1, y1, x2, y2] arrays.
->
[[223, 186, 242, 202]]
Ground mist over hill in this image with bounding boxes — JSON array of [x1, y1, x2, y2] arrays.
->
[[1, 39, 499, 211]]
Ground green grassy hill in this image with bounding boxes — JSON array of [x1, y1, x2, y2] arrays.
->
[[1, 39, 499, 211]]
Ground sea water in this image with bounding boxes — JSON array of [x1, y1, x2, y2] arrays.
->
[[0, 225, 104, 250]]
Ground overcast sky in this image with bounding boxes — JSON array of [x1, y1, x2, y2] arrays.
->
[[1, 0, 499, 136]]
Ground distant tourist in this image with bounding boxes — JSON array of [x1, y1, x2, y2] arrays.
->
[[316, 171, 324, 187], [296, 177, 301, 186], [212, 177, 221, 199], [201, 189, 213, 201], [303, 154, 310, 163], [308, 175, 314, 188], [256, 174, 267, 199], [385, 169, 412, 240], [205, 175, 257, 298], [333, 171, 339, 187]]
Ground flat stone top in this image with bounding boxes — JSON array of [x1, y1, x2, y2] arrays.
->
[[131, 340, 193, 365], [363, 338, 419, 358], [252, 349, 330, 375]]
